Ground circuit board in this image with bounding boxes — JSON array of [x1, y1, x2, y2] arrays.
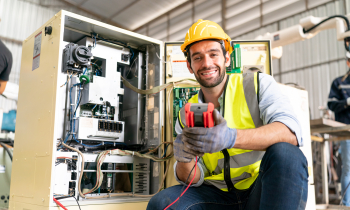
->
[[80, 104, 115, 120], [173, 87, 200, 137]]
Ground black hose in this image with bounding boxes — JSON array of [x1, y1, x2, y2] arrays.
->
[[302, 15, 350, 52], [303, 15, 350, 34], [0, 142, 12, 161]]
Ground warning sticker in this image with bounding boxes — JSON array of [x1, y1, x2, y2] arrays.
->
[[172, 60, 193, 78], [32, 31, 42, 71]]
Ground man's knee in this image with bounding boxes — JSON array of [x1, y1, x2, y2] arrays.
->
[[262, 142, 308, 175], [147, 185, 184, 210], [147, 188, 175, 210]]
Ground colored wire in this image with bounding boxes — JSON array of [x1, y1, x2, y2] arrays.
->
[[63, 82, 103, 148], [127, 46, 134, 61], [174, 162, 197, 209], [53, 197, 68, 210], [55, 195, 82, 210], [162, 144, 170, 158], [60, 72, 76, 88], [164, 157, 198, 210], [0, 142, 12, 161], [73, 84, 82, 117], [59, 140, 86, 199]]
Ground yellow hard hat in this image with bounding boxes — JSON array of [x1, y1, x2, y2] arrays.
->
[[181, 19, 233, 54]]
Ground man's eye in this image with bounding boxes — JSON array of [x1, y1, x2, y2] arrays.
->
[[194, 57, 200, 61], [211, 53, 218, 57]]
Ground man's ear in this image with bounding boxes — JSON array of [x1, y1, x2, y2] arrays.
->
[[225, 51, 230, 67], [347, 60, 350, 68], [187, 60, 194, 74]]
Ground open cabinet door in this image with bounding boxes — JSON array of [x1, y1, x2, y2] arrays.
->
[[163, 42, 200, 188]]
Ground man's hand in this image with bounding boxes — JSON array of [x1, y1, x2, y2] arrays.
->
[[182, 109, 236, 153], [174, 134, 204, 163]]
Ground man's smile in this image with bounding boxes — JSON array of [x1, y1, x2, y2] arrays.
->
[[198, 68, 219, 78]]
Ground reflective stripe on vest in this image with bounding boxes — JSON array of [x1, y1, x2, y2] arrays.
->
[[184, 73, 265, 191]]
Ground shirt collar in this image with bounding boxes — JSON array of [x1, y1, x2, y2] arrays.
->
[[197, 89, 224, 106]]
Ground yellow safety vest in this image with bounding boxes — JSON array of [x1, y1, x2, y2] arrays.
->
[[179, 72, 264, 192]]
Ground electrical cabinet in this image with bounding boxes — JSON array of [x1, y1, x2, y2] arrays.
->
[[10, 10, 164, 210]]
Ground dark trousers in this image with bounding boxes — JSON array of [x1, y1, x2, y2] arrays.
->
[[147, 142, 309, 210]]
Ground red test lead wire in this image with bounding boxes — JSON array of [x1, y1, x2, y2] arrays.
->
[[164, 157, 198, 210], [53, 197, 69, 210]]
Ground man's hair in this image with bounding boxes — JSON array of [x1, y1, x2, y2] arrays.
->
[[184, 39, 227, 65]]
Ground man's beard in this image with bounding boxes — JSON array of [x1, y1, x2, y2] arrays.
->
[[194, 65, 226, 88]]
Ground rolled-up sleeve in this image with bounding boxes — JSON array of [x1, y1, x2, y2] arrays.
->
[[173, 157, 206, 187], [259, 74, 303, 146], [174, 120, 206, 186]]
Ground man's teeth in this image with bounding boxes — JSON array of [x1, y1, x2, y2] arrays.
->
[[202, 71, 216, 75]]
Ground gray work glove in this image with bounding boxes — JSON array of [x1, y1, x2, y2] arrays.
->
[[174, 134, 204, 163], [182, 109, 237, 154]]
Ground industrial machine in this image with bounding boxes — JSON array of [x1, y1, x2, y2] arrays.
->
[[256, 15, 350, 58], [9, 10, 169, 210]]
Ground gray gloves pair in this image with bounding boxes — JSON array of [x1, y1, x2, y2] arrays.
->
[[174, 109, 237, 163]]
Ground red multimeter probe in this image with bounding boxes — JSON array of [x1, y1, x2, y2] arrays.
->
[[164, 102, 215, 210]]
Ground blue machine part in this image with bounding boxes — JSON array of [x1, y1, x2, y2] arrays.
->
[[179, 100, 183, 108], [2, 110, 16, 132]]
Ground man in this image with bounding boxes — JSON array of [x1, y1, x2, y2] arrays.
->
[[0, 40, 12, 94], [147, 19, 308, 210], [328, 52, 350, 206]]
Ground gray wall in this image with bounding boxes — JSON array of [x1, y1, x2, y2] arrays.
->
[[1, 0, 350, 120]]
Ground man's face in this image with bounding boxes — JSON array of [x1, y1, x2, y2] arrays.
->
[[187, 40, 230, 88]]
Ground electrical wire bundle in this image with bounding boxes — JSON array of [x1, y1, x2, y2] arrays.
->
[[83, 150, 109, 195], [109, 142, 173, 162], [84, 142, 173, 195], [58, 139, 173, 199]]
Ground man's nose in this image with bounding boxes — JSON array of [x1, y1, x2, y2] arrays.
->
[[202, 55, 213, 67]]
